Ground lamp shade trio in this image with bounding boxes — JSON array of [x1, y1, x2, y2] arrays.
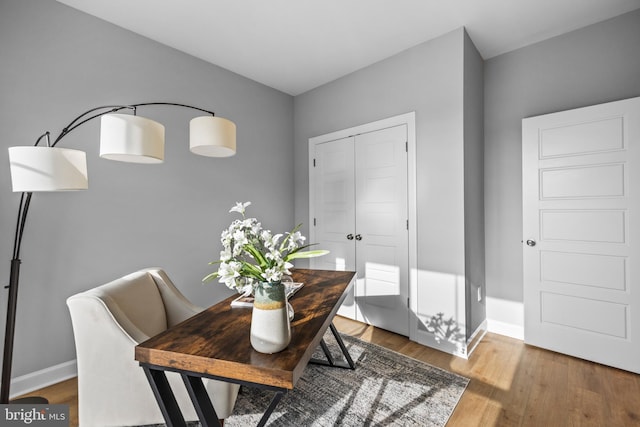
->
[[8, 112, 236, 193]]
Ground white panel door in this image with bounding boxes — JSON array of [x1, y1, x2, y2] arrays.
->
[[354, 125, 409, 335], [523, 96, 640, 373], [312, 136, 358, 319]]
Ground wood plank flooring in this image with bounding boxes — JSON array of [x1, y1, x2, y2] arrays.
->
[[18, 316, 640, 426]]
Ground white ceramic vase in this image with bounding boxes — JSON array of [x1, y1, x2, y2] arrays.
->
[[250, 282, 291, 353]]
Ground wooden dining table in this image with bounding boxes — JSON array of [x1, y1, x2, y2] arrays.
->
[[135, 268, 357, 427]]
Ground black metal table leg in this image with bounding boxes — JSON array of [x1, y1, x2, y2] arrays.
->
[[257, 391, 285, 427], [329, 323, 356, 369], [144, 364, 287, 427], [310, 322, 356, 370], [319, 339, 335, 365], [142, 366, 187, 427], [181, 374, 221, 427]]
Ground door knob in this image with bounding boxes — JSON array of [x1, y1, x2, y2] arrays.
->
[[526, 239, 536, 247], [346, 234, 354, 240], [355, 234, 362, 241]]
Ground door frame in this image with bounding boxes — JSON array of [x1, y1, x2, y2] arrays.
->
[[308, 111, 417, 340]]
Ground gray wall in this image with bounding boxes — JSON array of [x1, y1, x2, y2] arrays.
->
[[294, 28, 479, 351], [295, 28, 466, 277], [484, 9, 640, 327], [0, 0, 294, 380]]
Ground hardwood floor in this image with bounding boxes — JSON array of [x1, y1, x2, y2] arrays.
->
[[19, 316, 640, 426], [19, 376, 79, 427]]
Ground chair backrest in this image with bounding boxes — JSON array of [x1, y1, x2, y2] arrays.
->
[[75, 270, 168, 341], [143, 267, 202, 326]]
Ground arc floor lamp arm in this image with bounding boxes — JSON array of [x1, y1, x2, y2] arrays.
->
[[50, 102, 215, 147], [11, 193, 31, 261], [2, 101, 219, 404], [50, 105, 139, 147]]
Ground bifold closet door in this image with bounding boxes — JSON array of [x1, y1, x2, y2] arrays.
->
[[312, 125, 409, 335]]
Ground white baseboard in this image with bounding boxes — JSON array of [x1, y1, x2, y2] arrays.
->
[[486, 296, 525, 341], [466, 319, 488, 357], [487, 319, 524, 340], [10, 359, 77, 399]]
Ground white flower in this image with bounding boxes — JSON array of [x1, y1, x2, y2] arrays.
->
[[287, 231, 305, 251], [262, 267, 281, 283], [204, 201, 328, 293], [232, 229, 249, 246], [230, 201, 251, 215], [219, 248, 232, 262], [217, 261, 243, 290]]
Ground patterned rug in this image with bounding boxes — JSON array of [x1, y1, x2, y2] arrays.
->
[[145, 331, 469, 426], [224, 332, 468, 426]]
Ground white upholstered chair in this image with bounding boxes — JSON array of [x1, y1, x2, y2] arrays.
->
[[67, 267, 239, 426]]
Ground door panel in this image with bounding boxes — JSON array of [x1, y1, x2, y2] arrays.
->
[[539, 116, 624, 157], [523, 96, 640, 373], [540, 209, 626, 243], [540, 251, 627, 291], [540, 163, 625, 199], [311, 136, 357, 318], [540, 292, 627, 338], [355, 125, 409, 335]]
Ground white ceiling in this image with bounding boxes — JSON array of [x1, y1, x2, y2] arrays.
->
[[57, 0, 640, 95]]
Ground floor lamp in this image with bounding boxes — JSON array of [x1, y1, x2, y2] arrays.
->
[[3, 102, 236, 404]]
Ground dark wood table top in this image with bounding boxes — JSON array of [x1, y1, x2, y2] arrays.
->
[[135, 268, 356, 390]]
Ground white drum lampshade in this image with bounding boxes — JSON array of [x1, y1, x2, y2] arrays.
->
[[189, 116, 236, 157], [8, 146, 88, 192], [100, 114, 165, 163]]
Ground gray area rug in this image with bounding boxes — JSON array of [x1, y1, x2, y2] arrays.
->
[[229, 332, 467, 426], [147, 331, 469, 426]]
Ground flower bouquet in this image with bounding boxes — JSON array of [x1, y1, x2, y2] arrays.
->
[[203, 201, 328, 293], [204, 201, 328, 353]]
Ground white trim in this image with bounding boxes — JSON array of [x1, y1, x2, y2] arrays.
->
[[308, 112, 416, 146], [486, 296, 525, 340], [308, 111, 417, 337], [487, 319, 525, 341], [9, 359, 77, 399], [466, 319, 488, 357]]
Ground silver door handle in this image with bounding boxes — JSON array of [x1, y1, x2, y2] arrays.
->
[[526, 239, 536, 247], [355, 234, 362, 241], [346, 234, 354, 240]]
